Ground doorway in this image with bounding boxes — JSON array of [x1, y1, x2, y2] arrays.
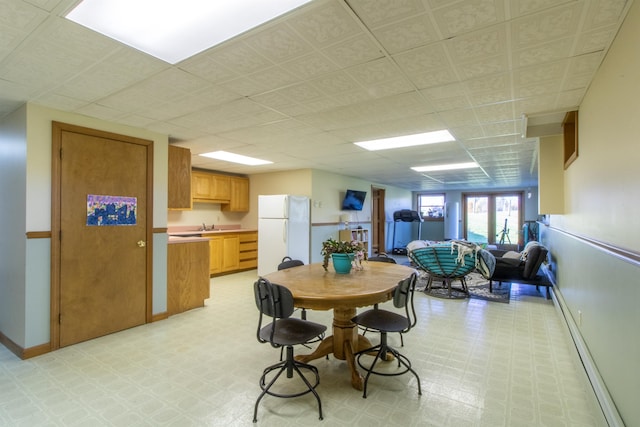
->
[[371, 187, 386, 254], [463, 192, 523, 247], [51, 122, 153, 349]]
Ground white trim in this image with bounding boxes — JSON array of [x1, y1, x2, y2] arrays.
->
[[552, 287, 624, 427]]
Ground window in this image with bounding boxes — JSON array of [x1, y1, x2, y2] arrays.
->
[[417, 194, 445, 220]]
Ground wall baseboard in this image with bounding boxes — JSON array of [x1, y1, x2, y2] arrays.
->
[[0, 331, 50, 360], [1, 315, 170, 360], [152, 312, 169, 322], [553, 287, 624, 427]]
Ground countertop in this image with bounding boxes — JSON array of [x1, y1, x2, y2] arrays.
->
[[167, 226, 257, 244]]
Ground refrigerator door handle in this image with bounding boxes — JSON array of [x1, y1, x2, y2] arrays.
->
[[282, 196, 288, 218], [283, 219, 288, 243]]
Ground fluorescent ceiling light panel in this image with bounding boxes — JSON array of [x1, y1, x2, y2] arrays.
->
[[65, 0, 312, 64], [200, 151, 272, 166], [411, 162, 479, 172], [354, 130, 455, 151]]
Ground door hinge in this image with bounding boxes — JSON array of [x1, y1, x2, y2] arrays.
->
[[58, 313, 62, 324], [60, 148, 63, 160]]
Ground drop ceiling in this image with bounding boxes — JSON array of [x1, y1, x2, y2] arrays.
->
[[0, 0, 633, 190]]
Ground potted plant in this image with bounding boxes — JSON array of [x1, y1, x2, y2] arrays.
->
[[321, 238, 368, 273]]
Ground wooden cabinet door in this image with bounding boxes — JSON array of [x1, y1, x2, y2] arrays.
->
[[167, 241, 209, 315], [168, 145, 191, 209], [209, 236, 224, 274], [210, 174, 231, 201], [192, 171, 214, 200], [222, 176, 249, 212], [192, 170, 231, 202], [221, 235, 240, 272]]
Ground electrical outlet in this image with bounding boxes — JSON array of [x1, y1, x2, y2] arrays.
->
[[578, 310, 583, 326]]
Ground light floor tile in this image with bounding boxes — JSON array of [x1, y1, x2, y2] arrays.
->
[[0, 269, 606, 426]]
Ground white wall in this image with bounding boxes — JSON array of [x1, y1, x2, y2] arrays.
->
[[0, 105, 28, 347], [247, 169, 313, 229], [551, 10, 640, 249], [0, 103, 170, 350], [168, 203, 249, 228], [236, 168, 411, 262], [545, 2, 640, 425]]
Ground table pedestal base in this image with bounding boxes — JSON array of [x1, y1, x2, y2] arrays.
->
[[295, 307, 376, 390]]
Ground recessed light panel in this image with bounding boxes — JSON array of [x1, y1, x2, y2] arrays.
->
[[65, 0, 312, 64], [411, 162, 479, 172], [200, 151, 272, 166], [354, 130, 455, 151]]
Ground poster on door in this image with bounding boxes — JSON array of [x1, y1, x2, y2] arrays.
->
[[86, 195, 137, 226]]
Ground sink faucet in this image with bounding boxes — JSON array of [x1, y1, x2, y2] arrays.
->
[[201, 222, 207, 231]]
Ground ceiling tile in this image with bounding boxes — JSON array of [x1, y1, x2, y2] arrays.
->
[[321, 34, 384, 68], [243, 22, 313, 63], [346, 0, 426, 28], [288, 0, 362, 48], [0, 0, 630, 191], [206, 40, 273, 75], [282, 51, 341, 80], [510, 2, 584, 50], [432, 0, 505, 38], [369, 13, 439, 54]]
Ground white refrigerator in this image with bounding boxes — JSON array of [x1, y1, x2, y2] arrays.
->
[[257, 195, 310, 276]]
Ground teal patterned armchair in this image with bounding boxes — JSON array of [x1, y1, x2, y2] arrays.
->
[[408, 243, 479, 297]]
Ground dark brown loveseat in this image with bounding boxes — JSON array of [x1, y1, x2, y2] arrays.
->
[[489, 241, 551, 298]]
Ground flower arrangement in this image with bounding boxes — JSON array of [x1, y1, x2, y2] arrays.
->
[[321, 238, 368, 271]]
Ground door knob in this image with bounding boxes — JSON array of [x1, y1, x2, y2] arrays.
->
[[137, 240, 146, 248]]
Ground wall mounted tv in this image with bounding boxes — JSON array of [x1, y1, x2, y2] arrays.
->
[[341, 189, 367, 211]]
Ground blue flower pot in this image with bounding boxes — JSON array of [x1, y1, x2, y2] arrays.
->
[[331, 253, 354, 274]]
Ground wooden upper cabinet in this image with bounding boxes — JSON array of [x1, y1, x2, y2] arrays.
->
[[191, 170, 230, 203], [168, 145, 192, 209], [191, 169, 249, 209], [222, 176, 250, 212]]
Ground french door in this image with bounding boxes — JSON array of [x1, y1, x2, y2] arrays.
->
[[463, 192, 523, 247]]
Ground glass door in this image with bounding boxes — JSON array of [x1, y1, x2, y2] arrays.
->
[[464, 192, 523, 247], [465, 195, 489, 243], [494, 195, 521, 246]]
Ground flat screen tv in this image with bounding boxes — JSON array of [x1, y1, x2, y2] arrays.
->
[[342, 189, 367, 211]]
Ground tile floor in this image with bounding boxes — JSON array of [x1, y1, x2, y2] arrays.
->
[[0, 269, 606, 426]]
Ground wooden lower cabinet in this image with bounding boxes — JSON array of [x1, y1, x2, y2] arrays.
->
[[167, 240, 210, 315], [238, 232, 258, 270], [221, 235, 240, 272], [208, 231, 257, 275]]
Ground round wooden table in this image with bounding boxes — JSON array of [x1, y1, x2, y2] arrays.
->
[[263, 262, 416, 390]]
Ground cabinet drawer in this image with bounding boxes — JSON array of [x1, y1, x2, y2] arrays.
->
[[239, 259, 257, 269], [239, 250, 257, 261], [239, 232, 258, 243], [239, 242, 257, 251]]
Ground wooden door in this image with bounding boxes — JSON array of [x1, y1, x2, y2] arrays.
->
[[371, 188, 386, 254], [51, 122, 152, 348]]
